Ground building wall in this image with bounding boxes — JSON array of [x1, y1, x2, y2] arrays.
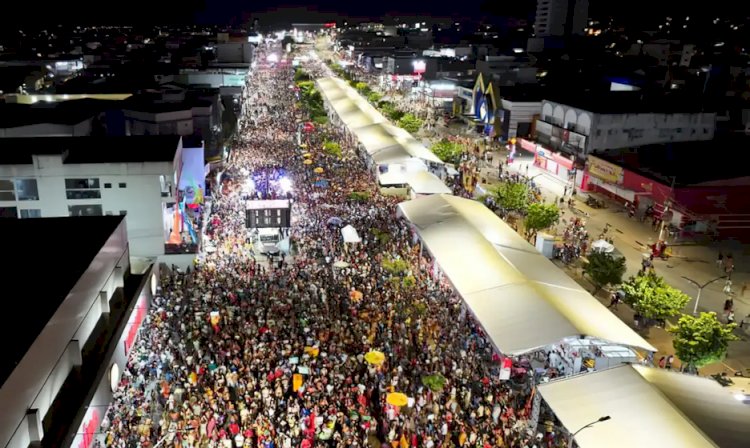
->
[[501, 99, 541, 138], [0, 221, 129, 448], [0, 120, 94, 137], [540, 100, 716, 154], [215, 43, 253, 64], [0, 156, 175, 257]]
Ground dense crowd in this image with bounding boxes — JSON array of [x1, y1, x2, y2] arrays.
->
[[101, 43, 544, 448]]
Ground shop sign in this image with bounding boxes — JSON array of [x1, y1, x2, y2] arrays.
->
[[536, 146, 547, 159], [124, 297, 147, 356], [588, 155, 623, 184], [551, 152, 574, 170], [499, 357, 512, 380], [518, 138, 536, 153], [77, 409, 100, 448]]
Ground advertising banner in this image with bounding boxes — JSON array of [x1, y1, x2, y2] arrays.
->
[[587, 155, 624, 184]]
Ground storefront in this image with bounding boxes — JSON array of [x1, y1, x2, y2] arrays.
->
[[534, 145, 575, 183], [70, 269, 158, 448]]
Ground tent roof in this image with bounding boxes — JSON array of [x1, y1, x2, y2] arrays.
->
[[315, 76, 443, 165], [539, 366, 718, 448], [397, 194, 656, 354], [633, 365, 750, 448], [406, 170, 452, 194], [341, 224, 361, 243]]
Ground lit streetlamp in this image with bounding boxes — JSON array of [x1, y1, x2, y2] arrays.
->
[[682, 275, 727, 315], [567, 416, 611, 448]]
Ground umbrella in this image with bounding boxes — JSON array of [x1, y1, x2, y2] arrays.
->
[[303, 159, 313, 165], [591, 239, 614, 253], [333, 260, 349, 268], [303, 152, 312, 158], [386, 392, 409, 407], [327, 216, 343, 226], [314, 167, 324, 174], [364, 350, 386, 365]]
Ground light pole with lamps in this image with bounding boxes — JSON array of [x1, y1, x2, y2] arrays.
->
[[682, 275, 727, 315], [567, 416, 611, 448]]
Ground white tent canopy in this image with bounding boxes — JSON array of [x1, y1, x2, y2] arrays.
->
[[397, 194, 656, 355], [634, 365, 750, 448], [315, 76, 444, 166], [341, 225, 361, 243], [539, 366, 719, 448], [406, 171, 452, 195]]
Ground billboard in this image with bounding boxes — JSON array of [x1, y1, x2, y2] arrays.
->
[[178, 145, 206, 207]]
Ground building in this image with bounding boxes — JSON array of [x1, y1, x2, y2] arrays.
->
[[582, 138, 750, 242], [0, 135, 206, 259], [528, 0, 589, 51], [533, 0, 589, 37], [533, 94, 716, 160], [0, 216, 158, 448], [0, 100, 106, 138]]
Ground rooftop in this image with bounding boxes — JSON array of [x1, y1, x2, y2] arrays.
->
[[545, 91, 715, 114], [594, 136, 750, 186], [0, 99, 108, 128], [0, 135, 180, 165], [0, 216, 124, 387]]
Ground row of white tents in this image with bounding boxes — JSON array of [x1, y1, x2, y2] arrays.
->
[[314, 75, 750, 448]]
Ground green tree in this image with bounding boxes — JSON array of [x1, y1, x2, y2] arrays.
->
[[430, 138, 464, 164], [382, 256, 409, 275], [669, 312, 739, 372], [354, 81, 370, 92], [489, 182, 530, 214], [584, 251, 627, 293], [621, 273, 691, 321], [322, 140, 342, 158], [293, 68, 310, 82], [524, 203, 560, 240], [397, 113, 423, 134], [367, 91, 382, 103]]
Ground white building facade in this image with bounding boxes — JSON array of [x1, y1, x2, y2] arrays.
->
[[0, 137, 181, 257], [536, 99, 716, 158]]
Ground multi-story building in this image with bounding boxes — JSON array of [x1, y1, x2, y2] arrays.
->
[[0, 216, 157, 448], [0, 135, 205, 259], [534, 94, 716, 160], [533, 0, 589, 37]]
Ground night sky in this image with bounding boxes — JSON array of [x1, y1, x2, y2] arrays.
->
[[2, 0, 747, 27]]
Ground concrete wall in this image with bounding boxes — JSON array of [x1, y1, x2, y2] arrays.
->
[[0, 120, 94, 137], [501, 99, 541, 138], [0, 222, 129, 448], [0, 155, 177, 257]]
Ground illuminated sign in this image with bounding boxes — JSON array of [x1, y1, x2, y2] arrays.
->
[[78, 409, 100, 448], [124, 298, 147, 356], [587, 155, 624, 184], [412, 60, 426, 74]]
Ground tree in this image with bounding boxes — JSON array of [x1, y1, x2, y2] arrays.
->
[[293, 68, 310, 82], [322, 140, 342, 158], [354, 82, 370, 94], [584, 251, 627, 293], [621, 273, 691, 322], [524, 203, 560, 240], [367, 91, 382, 103], [430, 138, 464, 164], [382, 256, 409, 275], [489, 182, 530, 214], [397, 113, 423, 134], [669, 312, 738, 372]]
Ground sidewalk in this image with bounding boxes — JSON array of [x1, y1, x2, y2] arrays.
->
[[489, 152, 750, 375]]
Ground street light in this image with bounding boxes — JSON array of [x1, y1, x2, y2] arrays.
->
[[567, 416, 611, 448], [154, 427, 194, 448], [683, 275, 727, 315]]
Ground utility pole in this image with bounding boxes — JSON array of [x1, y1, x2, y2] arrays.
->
[[657, 175, 677, 242]]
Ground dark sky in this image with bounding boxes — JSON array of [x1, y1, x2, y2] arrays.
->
[[2, 0, 747, 27]]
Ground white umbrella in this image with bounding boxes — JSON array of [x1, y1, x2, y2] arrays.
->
[[333, 260, 350, 268], [341, 225, 362, 243], [592, 239, 614, 253]]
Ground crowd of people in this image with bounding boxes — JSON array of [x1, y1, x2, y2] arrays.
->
[[100, 43, 558, 448]]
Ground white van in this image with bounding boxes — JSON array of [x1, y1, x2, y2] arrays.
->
[[255, 228, 281, 254]]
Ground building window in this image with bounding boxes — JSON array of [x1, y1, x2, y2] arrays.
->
[[118, 182, 127, 188], [0, 179, 15, 201], [68, 204, 103, 216], [20, 209, 41, 218], [0, 206, 18, 218], [104, 183, 112, 188], [65, 178, 101, 200], [119, 210, 127, 215], [14, 179, 39, 201]]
